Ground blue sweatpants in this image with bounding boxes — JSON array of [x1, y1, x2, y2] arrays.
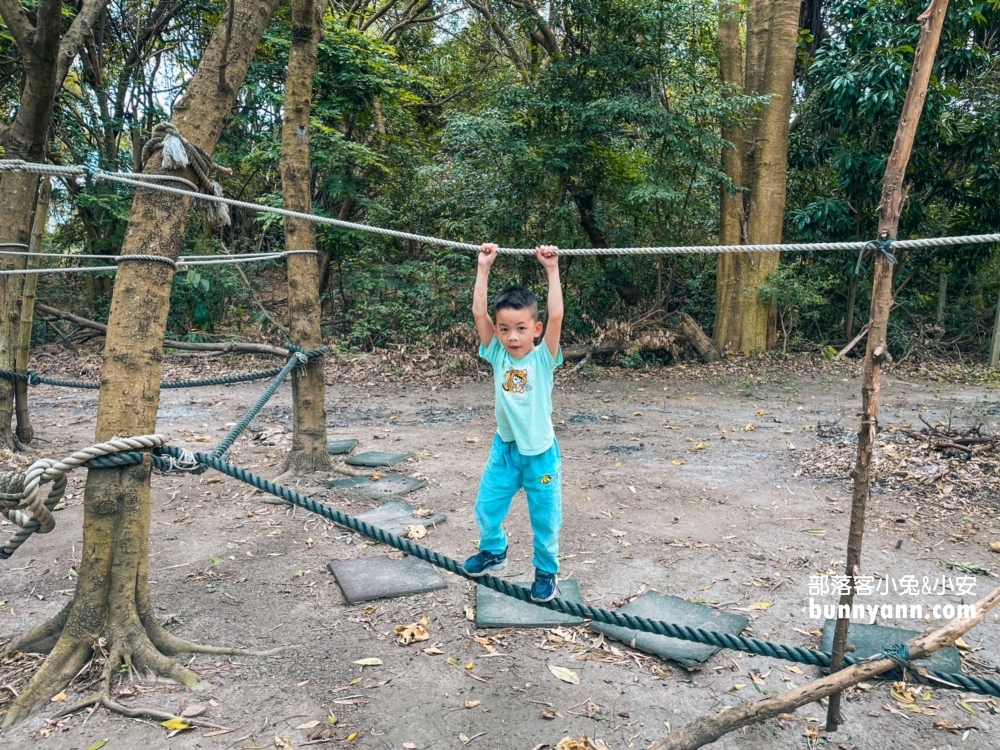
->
[[475, 434, 562, 574]]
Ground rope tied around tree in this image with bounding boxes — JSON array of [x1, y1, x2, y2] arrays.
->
[[0, 435, 167, 559], [140, 122, 233, 228]]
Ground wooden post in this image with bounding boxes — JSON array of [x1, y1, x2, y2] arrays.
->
[[14, 176, 50, 444], [936, 271, 947, 325], [826, 0, 951, 732], [990, 292, 1000, 369]]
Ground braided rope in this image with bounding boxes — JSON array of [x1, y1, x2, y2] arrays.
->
[[114, 254, 179, 270], [2, 159, 999, 256], [0, 435, 166, 559], [9, 436, 994, 698], [91, 444, 994, 699]]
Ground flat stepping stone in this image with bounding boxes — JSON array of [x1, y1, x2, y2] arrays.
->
[[821, 620, 962, 675], [327, 439, 358, 455], [328, 556, 447, 604], [346, 451, 413, 467], [476, 579, 584, 628], [329, 473, 427, 500], [352, 500, 446, 536], [591, 591, 749, 668]]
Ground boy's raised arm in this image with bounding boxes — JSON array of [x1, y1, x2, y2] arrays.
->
[[474, 243, 498, 347], [536, 245, 563, 358]]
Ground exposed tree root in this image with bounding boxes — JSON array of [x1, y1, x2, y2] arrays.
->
[[1, 601, 71, 656], [50, 648, 231, 730]]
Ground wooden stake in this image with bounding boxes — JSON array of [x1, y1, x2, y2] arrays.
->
[[826, 0, 951, 732], [14, 176, 50, 444], [649, 584, 1000, 750], [990, 292, 1000, 369]]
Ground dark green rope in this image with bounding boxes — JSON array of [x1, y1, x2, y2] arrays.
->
[[70, 445, 1000, 700], [0, 345, 327, 391]]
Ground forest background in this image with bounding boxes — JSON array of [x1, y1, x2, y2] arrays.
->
[[3, 0, 1000, 365]]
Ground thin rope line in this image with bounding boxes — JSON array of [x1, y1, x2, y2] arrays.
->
[[2, 159, 999, 256]]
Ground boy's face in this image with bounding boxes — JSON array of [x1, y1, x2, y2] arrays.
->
[[495, 307, 543, 358]]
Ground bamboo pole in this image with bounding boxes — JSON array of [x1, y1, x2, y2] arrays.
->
[[14, 176, 51, 444], [825, 0, 951, 731]]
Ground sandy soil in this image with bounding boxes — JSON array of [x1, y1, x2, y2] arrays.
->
[[1, 352, 999, 750]]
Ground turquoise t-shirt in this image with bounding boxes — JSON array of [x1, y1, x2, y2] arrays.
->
[[479, 336, 563, 455]]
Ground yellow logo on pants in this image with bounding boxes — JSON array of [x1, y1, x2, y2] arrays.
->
[[540, 475, 551, 484]]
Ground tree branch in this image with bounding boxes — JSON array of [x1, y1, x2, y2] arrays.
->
[[650, 583, 1000, 750], [57, 0, 113, 87], [0, 0, 34, 52]]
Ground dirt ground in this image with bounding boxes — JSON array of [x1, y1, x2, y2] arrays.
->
[[2, 351, 999, 750]]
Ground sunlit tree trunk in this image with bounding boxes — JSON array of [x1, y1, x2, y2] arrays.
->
[[713, 0, 801, 354], [1, 0, 282, 727], [280, 0, 331, 475]]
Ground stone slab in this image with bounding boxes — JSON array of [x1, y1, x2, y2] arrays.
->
[[327, 439, 358, 455], [476, 579, 585, 628], [346, 451, 413, 467], [328, 473, 427, 499], [352, 500, 446, 536], [592, 591, 749, 668], [328, 556, 447, 604], [821, 620, 963, 674]]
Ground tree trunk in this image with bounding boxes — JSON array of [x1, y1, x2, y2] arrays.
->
[[712, 0, 801, 354], [936, 271, 947, 325], [845, 272, 858, 340], [14, 177, 51, 444], [825, 0, 950, 731], [1, 0, 282, 727], [573, 192, 643, 306], [713, 1, 745, 350], [991, 293, 1000, 369], [0, 0, 108, 449], [280, 0, 330, 475]]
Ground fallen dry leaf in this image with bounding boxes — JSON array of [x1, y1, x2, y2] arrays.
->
[[353, 657, 383, 667], [990, 541, 1000, 553], [548, 664, 580, 685], [404, 524, 427, 540], [180, 703, 207, 718], [395, 615, 430, 645], [50, 691, 67, 703], [465, 700, 481, 709], [295, 720, 320, 730], [274, 735, 293, 749]]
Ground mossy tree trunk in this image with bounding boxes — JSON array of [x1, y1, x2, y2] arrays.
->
[[280, 0, 331, 475], [713, 0, 801, 354], [0, 0, 108, 449], [1, 0, 282, 728]]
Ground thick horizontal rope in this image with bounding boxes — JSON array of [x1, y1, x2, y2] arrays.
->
[[0, 249, 303, 262], [0, 435, 166, 559], [0, 366, 288, 390], [12, 437, 993, 697], [0, 249, 320, 276], [114, 254, 178, 270], [76, 444, 1000, 699], [2, 159, 999, 256]]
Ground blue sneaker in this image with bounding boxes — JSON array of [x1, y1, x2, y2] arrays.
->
[[530, 569, 558, 603], [462, 548, 507, 577]]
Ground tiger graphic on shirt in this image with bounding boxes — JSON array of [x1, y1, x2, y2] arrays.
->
[[502, 367, 531, 394]]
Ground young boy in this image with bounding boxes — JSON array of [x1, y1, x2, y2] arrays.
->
[[462, 242, 564, 603]]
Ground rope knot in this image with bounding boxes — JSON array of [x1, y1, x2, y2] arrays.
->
[[293, 351, 308, 364], [26, 370, 41, 386], [881, 643, 911, 669], [140, 122, 231, 228]]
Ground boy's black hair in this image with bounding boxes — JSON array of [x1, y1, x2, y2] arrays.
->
[[493, 286, 539, 321]]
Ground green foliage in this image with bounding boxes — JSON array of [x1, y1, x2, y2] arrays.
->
[[22, 0, 1000, 362]]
